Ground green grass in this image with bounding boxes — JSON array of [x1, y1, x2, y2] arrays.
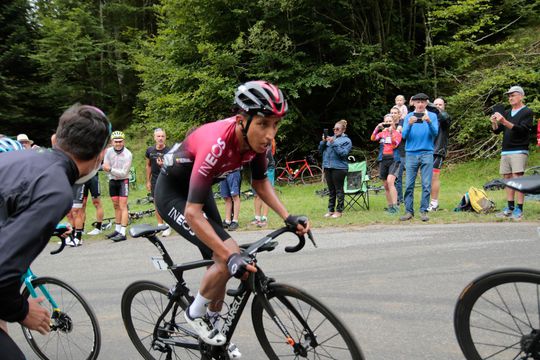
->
[[78, 146, 540, 240]]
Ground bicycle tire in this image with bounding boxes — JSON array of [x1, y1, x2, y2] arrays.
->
[[121, 280, 198, 360], [20, 276, 101, 360], [251, 283, 364, 359], [454, 268, 540, 360], [301, 165, 323, 185], [275, 167, 291, 186]]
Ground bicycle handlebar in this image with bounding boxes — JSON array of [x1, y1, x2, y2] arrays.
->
[[50, 224, 70, 255]]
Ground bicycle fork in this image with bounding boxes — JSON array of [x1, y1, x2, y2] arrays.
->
[[23, 270, 62, 329]]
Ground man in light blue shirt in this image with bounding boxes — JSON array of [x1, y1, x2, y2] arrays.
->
[[400, 93, 439, 221]]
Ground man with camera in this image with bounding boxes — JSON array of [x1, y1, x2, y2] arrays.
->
[[491, 85, 534, 220], [399, 93, 439, 222]]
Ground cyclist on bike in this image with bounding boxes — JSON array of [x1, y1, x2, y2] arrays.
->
[[0, 105, 111, 360], [154, 81, 310, 355]]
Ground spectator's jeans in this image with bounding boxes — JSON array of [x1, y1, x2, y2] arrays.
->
[[324, 168, 348, 212], [395, 154, 405, 203], [404, 152, 433, 214]]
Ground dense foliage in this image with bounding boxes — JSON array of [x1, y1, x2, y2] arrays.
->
[[1, 0, 538, 158]]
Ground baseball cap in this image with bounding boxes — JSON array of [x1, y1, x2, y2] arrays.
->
[[17, 134, 33, 144], [504, 86, 525, 96], [411, 93, 429, 101]]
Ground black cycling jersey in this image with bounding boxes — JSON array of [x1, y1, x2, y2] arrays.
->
[[0, 148, 78, 323]]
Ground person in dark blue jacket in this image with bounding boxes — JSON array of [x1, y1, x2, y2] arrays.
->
[[319, 119, 352, 218], [400, 93, 439, 222]]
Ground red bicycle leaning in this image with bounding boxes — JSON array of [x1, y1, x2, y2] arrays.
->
[[275, 156, 323, 185]]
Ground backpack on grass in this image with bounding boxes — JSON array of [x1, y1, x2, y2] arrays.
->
[[454, 187, 496, 214]]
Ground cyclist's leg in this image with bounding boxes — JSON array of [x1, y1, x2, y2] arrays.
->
[[90, 175, 104, 223], [0, 327, 25, 360]]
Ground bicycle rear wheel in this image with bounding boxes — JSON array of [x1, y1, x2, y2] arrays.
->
[[121, 280, 199, 360], [454, 268, 540, 360], [20, 276, 101, 360], [301, 165, 323, 185], [252, 283, 364, 359]]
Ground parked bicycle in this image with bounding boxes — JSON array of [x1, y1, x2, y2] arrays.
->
[[121, 221, 364, 359], [20, 224, 101, 360], [275, 153, 323, 186], [98, 206, 155, 229], [454, 174, 540, 360]]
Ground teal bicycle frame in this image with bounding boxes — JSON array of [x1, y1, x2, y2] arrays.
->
[[22, 268, 60, 310]]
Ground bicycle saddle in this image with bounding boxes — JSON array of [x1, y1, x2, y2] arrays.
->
[[503, 175, 540, 194], [129, 224, 169, 238]]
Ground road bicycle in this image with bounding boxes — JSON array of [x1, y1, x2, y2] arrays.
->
[[121, 221, 364, 359], [275, 154, 323, 186], [20, 224, 101, 360], [98, 206, 156, 229], [454, 174, 540, 360], [134, 193, 154, 205]]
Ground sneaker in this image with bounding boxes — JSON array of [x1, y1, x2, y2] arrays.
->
[[66, 237, 81, 247], [511, 208, 523, 221], [400, 212, 413, 221], [228, 343, 242, 358], [184, 309, 226, 346], [106, 231, 119, 239], [162, 227, 172, 237], [496, 207, 513, 218], [250, 218, 260, 225], [331, 212, 342, 218], [420, 212, 429, 222], [222, 220, 230, 229], [323, 212, 333, 218], [228, 221, 239, 231], [257, 218, 268, 227], [426, 204, 439, 212], [111, 233, 127, 242], [87, 228, 101, 235], [385, 206, 397, 214]]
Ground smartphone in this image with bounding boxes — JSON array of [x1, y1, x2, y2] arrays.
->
[[323, 128, 328, 137], [413, 112, 424, 123], [382, 123, 391, 128]]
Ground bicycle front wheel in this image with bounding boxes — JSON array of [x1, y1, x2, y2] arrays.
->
[[301, 165, 323, 185], [121, 280, 198, 360], [454, 268, 540, 360], [252, 283, 364, 359], [21, 276, 101, 360]]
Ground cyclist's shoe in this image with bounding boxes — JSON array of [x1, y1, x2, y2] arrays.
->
[[106, 230, 120, 239], [66, 236, 81, 247], [162, 227, 172, 237], [184, 309, 226, 346], [87, 228, 101, 235], [111, 233, 127, 242], [222, 220, 230, 229], [228, 221, 239, 231], [511, 207, 523, 221], [426, 203, 439, 212], [495, 207, 513, 218], [228, 343, 242, 358]]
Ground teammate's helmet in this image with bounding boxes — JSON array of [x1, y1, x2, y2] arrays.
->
[[234, 81, 288, 117], [0, 137, 24, 152], [111, 131, 125, 140]]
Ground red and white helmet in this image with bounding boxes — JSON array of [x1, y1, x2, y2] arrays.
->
[[234, 81, 288, 118]]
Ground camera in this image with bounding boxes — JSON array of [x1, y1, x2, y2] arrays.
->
[[323, 128, 328, 137], [382, 123, 391, 128], [413, 112, 424, 123]]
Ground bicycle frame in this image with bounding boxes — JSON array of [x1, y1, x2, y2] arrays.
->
[[278, 159, 309, 181], [22, 268, 60, 310]]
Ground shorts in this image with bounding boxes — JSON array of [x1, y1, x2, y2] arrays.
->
[[252, 167, 275, 196], [83, 174, 101, 199], [219, 171, 241, 198], [72, 184, 85, 209], [379, 157, 401, 180], [109, 179, 129, 197], [500, 153, 528, 175], [433, 155, 444, 171], [154, 169, 230, 260]]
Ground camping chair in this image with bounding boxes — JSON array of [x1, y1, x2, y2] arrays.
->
[[343, 161, 369, 210], [128, 166, 137, 189]]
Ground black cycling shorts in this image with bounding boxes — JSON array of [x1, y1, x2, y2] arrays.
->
[[83, 174, 101, 199], [379, 157, 401, 180], [72, 183, 85, 208], [154, 168, 230, 260], [109, 179, 129, 198], [0, 328, 25, 360]]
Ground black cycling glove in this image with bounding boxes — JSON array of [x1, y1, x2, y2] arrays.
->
[[227, 253, 249, 279], [285, 215, 308, 228]]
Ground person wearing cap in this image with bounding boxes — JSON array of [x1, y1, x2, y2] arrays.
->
[[16, 134, 36, 150], [491, 85, 534, 220], [399, 92, 439, 222], [102, 130, 133, 242]]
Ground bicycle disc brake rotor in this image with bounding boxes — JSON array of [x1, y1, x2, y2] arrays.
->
[[51, 311, 73, 333]]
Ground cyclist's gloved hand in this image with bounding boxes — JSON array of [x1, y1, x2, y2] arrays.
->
[[285, 215, 310, 235], [227, 253, 250, 279]]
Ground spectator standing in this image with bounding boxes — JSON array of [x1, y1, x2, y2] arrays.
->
[[0, 105, 110, 359], [81, 173, 105, 235], [400, 93, 439, 222], [103, 130, 132, 241], [427, 98, 452, 211], [220, 170, 242, 230], [145, 128, 171, 236], [319, 119, 352, 218], [16, 134, 38, 149], [251, 139, 276, 227], [395, 95, 409, 120], [491, 85, 534, 220], [390, 105, 406, 204]]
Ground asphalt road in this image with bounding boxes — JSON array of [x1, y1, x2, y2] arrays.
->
[[8, 222, 540, 360]]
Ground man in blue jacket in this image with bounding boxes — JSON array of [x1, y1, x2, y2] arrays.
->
[[400, 93, 439, 222]]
